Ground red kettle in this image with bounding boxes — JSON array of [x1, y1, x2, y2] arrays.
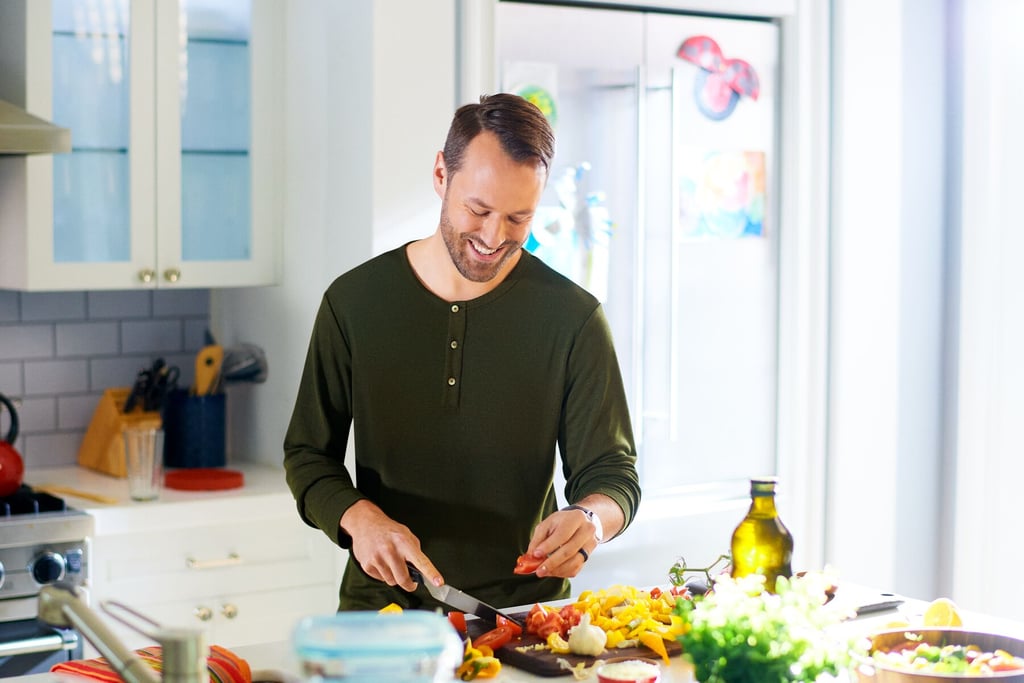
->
[[0, 393, 24, 497]]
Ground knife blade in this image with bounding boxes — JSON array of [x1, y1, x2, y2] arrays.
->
[[406, 563, 523, 627]]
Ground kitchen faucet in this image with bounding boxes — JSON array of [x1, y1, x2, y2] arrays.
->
[[38, 583, 208, 683]]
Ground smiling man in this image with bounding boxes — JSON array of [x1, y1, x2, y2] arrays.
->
[[284, 93, 641, 612]]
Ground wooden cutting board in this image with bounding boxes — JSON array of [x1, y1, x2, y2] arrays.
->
[[466, 611, 681, 678]]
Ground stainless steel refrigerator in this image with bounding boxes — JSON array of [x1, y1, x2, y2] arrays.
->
[[496, 2, 780, 502]]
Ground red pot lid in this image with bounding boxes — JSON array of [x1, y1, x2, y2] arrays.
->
[[164, 468, 244, 491]]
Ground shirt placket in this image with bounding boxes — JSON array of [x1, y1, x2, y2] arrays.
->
[[443, 302, 466, 411]]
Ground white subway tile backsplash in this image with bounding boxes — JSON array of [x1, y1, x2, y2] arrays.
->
[[153, 289, 210, 317], [25, 359, 89, 395], [0, 325, 54, 361], [17, 397, 57, 433], [22, 432, 84, 468], [0, 291, 19, 321], [58, 393, 102, 430], [0, 362, 22, 395], [88, 290, 151, 319], [56, 321, 120, 356], [21, 292, 87, 321], [121, 319, 183, 353], [90, 356, 156, 391], [5, 289, 210, 469]]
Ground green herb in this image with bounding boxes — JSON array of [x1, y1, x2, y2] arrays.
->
[[674, 570, 857, 683]]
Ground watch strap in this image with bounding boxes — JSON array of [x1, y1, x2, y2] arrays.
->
[[564, 504, 604, 543]]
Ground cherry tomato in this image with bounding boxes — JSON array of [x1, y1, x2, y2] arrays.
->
[[473, 625, 515, 651], [514, 553, 543, 575], [496, 614, 523, 637], [447, 611, 467, 635]]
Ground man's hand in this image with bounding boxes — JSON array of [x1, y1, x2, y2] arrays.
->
[[340, 500, 443, 592], [521, 494, 624, 579]]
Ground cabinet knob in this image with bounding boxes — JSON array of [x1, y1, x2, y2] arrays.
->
[[194, 605, 213, 622], [163, 268, 181, 283], [221, 603, 239, 620], [138, 269, 156, 283]]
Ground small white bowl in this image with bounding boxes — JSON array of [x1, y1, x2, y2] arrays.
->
[[595, 657, 661, 683]]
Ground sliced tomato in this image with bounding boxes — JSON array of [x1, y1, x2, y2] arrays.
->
[[473, 625, 515, 651], [557, 604, 582, 636], [513, 553, 544, 575], [447, 611, 467, 635], [525, 604, 565, 639], [649, 586, 663, 599], [495, 614, 523, 637]]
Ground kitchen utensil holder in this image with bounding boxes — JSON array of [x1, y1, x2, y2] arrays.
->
[[162, 388, 226, 469], [78, 387, 163, 478]]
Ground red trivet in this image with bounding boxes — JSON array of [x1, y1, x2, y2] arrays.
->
[[164, 468, 244, 491]]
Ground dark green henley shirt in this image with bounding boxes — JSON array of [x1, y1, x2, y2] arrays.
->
[[283, 245, 640, 612]]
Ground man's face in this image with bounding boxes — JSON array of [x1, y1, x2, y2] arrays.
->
[[435, 132, 546, 283]]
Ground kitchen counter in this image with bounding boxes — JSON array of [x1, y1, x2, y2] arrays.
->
[[15, 591, 1024, 683], [23, 463, 293, 534]]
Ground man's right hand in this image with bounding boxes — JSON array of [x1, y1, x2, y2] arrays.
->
[[340, 499, 443, 592]]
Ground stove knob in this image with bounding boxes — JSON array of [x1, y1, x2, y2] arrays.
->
[[31, 551, 67, 584]]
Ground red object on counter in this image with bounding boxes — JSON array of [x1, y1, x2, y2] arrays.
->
[[164, 468, 244, 491]]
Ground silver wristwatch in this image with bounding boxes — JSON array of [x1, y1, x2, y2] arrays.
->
[[565, 504, 604, 543]]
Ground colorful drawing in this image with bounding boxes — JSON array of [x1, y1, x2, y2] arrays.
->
[[678, 150, 765, 239], [676, 35, 760, 121], [514, 84, 557, 126]]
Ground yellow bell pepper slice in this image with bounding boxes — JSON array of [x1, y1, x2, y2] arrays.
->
[[377, 603, 403, 614], [639, 631, 670, 665], [546, 632, 571, 655]]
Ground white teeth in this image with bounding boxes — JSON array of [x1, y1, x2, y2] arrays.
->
[[473, 242, 497, 255]]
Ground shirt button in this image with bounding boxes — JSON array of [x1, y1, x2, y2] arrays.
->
[[448, 377, 457, 386], [451, 304, 460, 313], [450, 340, 458, 349]]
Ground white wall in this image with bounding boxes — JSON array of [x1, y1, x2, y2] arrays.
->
[[953, 0, 1024, 620], [827, 0, 946, 600], [214, 1, 454, 465]]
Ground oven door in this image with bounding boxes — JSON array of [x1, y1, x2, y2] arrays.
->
[[0, 619, 82, 677]]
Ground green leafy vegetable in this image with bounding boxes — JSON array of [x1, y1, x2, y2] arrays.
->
[[674, 570, 858, 683]]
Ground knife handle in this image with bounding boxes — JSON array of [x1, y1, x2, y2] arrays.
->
[[406, 562, 424, 585]]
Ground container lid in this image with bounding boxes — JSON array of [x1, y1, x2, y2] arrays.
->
[[293, 611, 463, 680], [164, 468, 244, 491]]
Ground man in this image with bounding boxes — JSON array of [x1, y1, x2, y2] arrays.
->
[[284, 93, 640, 612]]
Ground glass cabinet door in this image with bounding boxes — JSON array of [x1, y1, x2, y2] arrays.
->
[[50, 0, 133, 264], [178, 0, 252, 263]]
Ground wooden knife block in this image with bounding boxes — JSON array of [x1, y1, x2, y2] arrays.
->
[[78, 387, 162, 478]]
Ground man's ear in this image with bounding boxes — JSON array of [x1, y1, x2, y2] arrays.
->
[[433, 151, 447, 199]]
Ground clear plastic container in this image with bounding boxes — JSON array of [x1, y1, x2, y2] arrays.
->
[[292, 611, 464, 683]]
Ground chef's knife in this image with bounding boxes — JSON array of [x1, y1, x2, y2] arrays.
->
[[406, 563, 523, 627]]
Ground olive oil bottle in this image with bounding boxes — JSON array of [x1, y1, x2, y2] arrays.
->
[[730, 477, 793, 593]]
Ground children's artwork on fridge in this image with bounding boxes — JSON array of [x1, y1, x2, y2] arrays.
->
[[503, 61, 558, 126], [677, 149, 766, 240], [676, 35, 760, 122]]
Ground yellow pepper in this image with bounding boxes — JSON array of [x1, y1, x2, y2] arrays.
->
[[638, 631, 670, 665], [546, 632, 571, 654], [377, 603, 403, 614], [457, 656, 501, 680]]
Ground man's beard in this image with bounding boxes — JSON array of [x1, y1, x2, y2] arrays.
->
[[439, 202, 523, 283]]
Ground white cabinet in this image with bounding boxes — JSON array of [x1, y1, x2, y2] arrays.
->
[[0, 0, 283, 291], [52, 466, 347, 654]]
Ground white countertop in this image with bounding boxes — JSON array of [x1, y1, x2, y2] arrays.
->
[[23, 463, 293, 534]]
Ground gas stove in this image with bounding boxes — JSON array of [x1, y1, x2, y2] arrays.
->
[[0, 486, 93, 623]]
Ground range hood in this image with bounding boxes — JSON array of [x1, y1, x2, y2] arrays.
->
[[0, 99, 70, 154]]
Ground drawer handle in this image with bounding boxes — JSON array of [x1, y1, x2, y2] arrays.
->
[[186, 552, 242, 570], [221, 603, 238, 620], [194, 606, 213, 622]]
